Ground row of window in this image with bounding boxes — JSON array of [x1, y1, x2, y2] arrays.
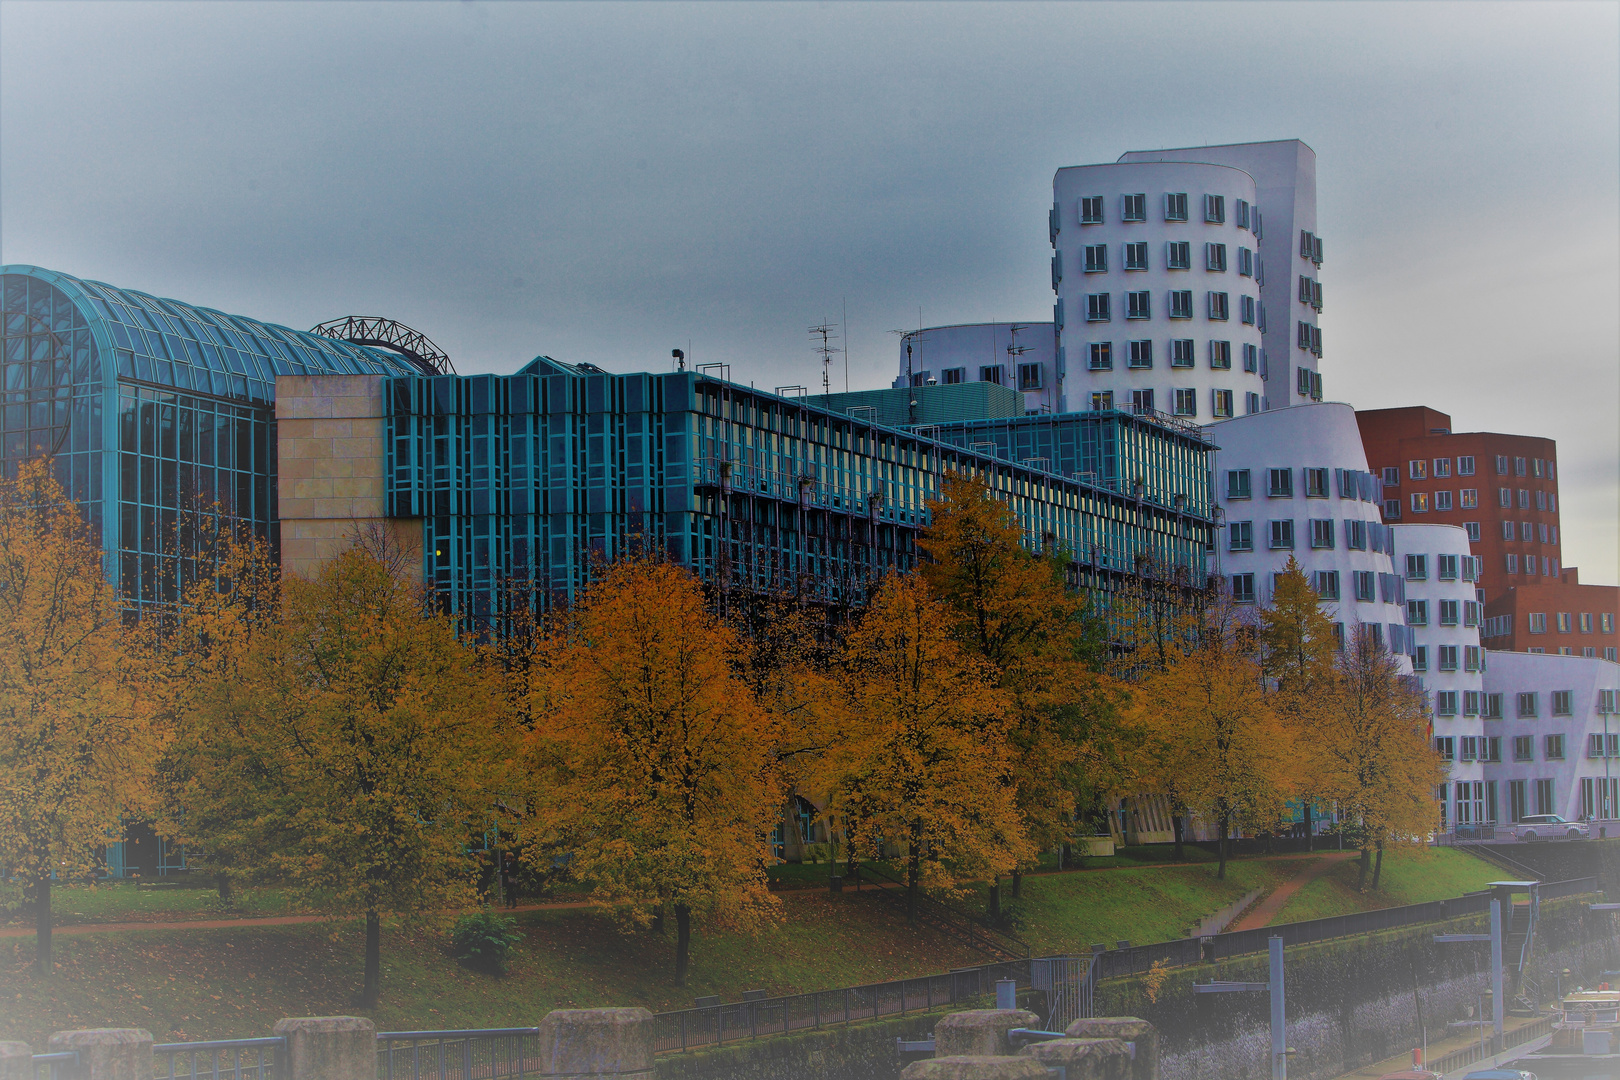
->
[[1084, 339, 1259, 372], [1297, 274, 1323, 312], [1398, 455, 1556, 483], [1295, 367, 1324, 401], [1226, 466, 1381, 502], [1229, 569, 1393, 606], [1525, 611, 1616, 635], [1228, 517, 1390, 554], [1295, 320, 1322, 357], [1073, 242, 1262, 277], [1505, 554, 1559, 577], [1298, 229, 1324, 266], [1498, 488, 1559, 512], [1502, 520, 1559, 544], [1435, 735, 1502, 761], [1404, 553, 1481, 582], [1414, 643, 1485, 675], [1076, 193, 1257, 231], [1509, 735, 1568, 762], [1086, 389, 1260, 419], [1406, 598, 1483, 627], [1081, 290, 1259, 324], [1409, 489, 1485, 513]]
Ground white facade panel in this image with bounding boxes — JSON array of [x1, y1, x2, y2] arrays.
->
[[890, 322, 1060, 413]]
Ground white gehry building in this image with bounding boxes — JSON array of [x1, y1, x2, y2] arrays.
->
[[889, 322, 1059, 415]]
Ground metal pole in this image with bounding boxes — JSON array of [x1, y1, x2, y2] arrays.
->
[[1269, 935, 1286, 1080], [1490, 899, 1504, 1054]]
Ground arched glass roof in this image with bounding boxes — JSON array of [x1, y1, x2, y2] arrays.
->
[[2, 265, 424, 406]]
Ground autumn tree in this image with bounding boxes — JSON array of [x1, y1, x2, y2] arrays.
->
[[1132, 598, 1297, 878], [0, 460, 160, 974], [165, 533, 501, 1005], [1259, 557, 1339, 846], [828, 572, 1031, 920], [526, 557, 782, 985], [917, 470, 1119, 900], [1317, 625, 1444, 890]]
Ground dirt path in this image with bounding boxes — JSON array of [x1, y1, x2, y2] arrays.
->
[[1227, 851, 1357, 931]]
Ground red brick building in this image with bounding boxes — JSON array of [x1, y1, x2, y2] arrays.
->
[[1482, 566, 1619, 661], [1356, 406, 1563, 608]]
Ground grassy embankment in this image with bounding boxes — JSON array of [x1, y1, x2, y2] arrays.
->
[[0, 846, 1496, 1048], [1268, 845, 1508, 924]]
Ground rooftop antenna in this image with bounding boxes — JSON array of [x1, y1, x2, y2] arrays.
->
[[1006, 323, 1031, 380], [810, 319, 841, 399], [841, 296, 849, 393]]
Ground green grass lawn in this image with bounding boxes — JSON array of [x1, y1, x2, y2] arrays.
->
[[0, 880, 295, 928], [1268, 846, 1501, 924]]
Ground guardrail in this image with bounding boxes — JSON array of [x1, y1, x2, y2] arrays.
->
[[376, 1028, 543, 1080], [153, 1038, 286, 1080], [1426, 1013, 1554, 1076], [31, 1052, 78, 1080]]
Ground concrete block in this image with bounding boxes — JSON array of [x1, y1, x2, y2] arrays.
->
[[901, 1056, 1048, 1080], [273, 1016, 375, 1080], [47, 1029, 153, 1080], [536, 1008, 653, 1078], [1063, 1018, 1156, 1080], [1020, 1038, 1132, 1080], [934, 1010, 1039, 1057], [0, 1042, 34, 1080]]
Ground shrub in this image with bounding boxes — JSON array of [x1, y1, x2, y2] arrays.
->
[[451, 910, 522, 974]]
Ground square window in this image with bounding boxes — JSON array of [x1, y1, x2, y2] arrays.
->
[[1406, 599, 1427, 625], [1507, 553, 1520, 573], [1517, 692, 1537, 718], [1551, 690, 1572, 716], [1204, 194, 1225, 223], [942, 367, 965, 385], [1434, 458, 1452, 478], [1173, 388, 1197, 417], [1208, 292, 1230, 321], [1313, 570, 1340, 600], [1458, 455, 1475, 475], [1212, 389, 1233, 418], [1410, 492, 1430, 513], [1164, 193, 1188, 221], [1406, 554, 1427, 580], [1482, 693, 1503, 719], [1087, 343, 1112, 371], [1080, 196, 1104, 224], [1305, 468, 1329, 498], [1382, 466, 1399, 486], [1209, 340, 1231, 369], [1438, 645, 1458, 671], [1228, 521, 1253, 552], [1461, 489, 1478, 509], [1018, 363, 1043, 391], [1089, 391, 1114, 411], [1354, 571, 1376, 602], [1556, 611, 1572, 633], [1130, 389, 1154, 414], [1123, 242, 1148, 271], [1122, 193, 1147, 221], [1169, 338, 1195, 367], [1205, 243, 1228, 272], [1084, 244, 1108, 273], [980, 364, 1006, 384], [1126, 291, 1151, 319], [1268, 468, 1293, 497], [1309, 519, 1334, 549], [1169, 290, 1193, 319], [1086, 293, 1111, 322], [1434, 491, 1453, 511], [1127, 340, 1153, 368], [1499, 487, 1512, 508], [1439, 599, 1459, 625], [1546, 735, 1565, 761], [1409, 459, 1428, 480], [1166, 241, 1191, 270], [1227, 469, 1251, 500], [1465, 521, 1481, 541], [1230, 573, 1255, 603], [1436, 691, 1457, 716], [1412, 646, 1428, 672]]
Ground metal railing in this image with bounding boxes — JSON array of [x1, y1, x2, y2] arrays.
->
[[32, 1052, 78, 1080], [153, 1038, 286, 1080], [1426, 1012, 1554, 1076], [376, 1029, 543, 1080]]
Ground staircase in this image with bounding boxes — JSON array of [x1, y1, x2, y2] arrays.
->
[[1502, 898, 1540, 1011], [850, 861, 1030, 962]]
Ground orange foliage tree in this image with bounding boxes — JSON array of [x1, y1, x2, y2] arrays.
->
[[1259, 556, 1339, 845]]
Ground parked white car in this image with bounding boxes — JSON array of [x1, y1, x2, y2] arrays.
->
[[1510, 814, 1589, 842]]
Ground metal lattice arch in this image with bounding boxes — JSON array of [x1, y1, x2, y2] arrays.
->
[[311, 316, 455, 376]]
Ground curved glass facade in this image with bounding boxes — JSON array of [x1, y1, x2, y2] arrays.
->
[[1, 265, 422, 609]]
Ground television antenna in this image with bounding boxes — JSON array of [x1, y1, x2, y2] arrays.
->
[[810, 320, 842, 397]]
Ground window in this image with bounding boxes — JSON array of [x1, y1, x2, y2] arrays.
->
[[1515, 456, 1527, 476], [1465, 522, 1481, 542], [1268, 468, 1293, 497], [1435, 737, 1454, 761], [1205, 243, 1227, 272], [1484, 738, 1501, 764], [1556, 612, 1572, 633], [1580, 613, 1593, 634], [1483, 693, 1503, 719], [1164, 192, 1188, 221], [1605, 614, 1615, 634], [1235, 199, 1250, 228], [1496, 454, 1509, 474], [1465, 691, 1482, 717], [1204, 194, 1225, 223], [1508, 780, 1527, 823], [942, 367, 965, 385], [1465, 599, 1481, 625], [1461, 489, 1478, 509], [1435, 491, 1453, 511], [1209, 340, 1231, 369], [1018, 363, 1044, 391], [1438, 645, 1459, 672], [1437, 691, 1458, 716], [1406, 554, 1428, 580], [980, 363, 1006, 384], [1437, 554, 1458, 580], [1169, 290, 1193, 319], [1536, 491, 1547, 511], [1166, 241, 1191, 270], [1087, 343, 1112, 371], [1084, 244, 1108, 273], [1227, 470, 1251, 500], [1344, 519, 1367, 550], [1080, 196, 1104, 224], [1499, 488, 1512, 508], [1506, 553, 1520, 574], [1313, 570, 1340, 600], [1212, 389, 1233, 418], [1433, 458, 1451, 478], [1533, 458, 1545, 478], [1409, 459, 1428, 480], [1130, 389, 1154, 414], [1089, 391, 1114, 411], [1354, 571, 1376, 602], [1229, 521, 1253, 552], [1439, 600, 1460, 626], [1551, 690, 1572, 716], [1546, 734, 1565, 760], [1127, 340, 1153, 369], [1240, 295, 1256, 324], [1238, 247, 1253, 276], [1246, 391, 1261, 415], [1519, 521, 1533, 542], [1208, 292, 1230, 320], [1123, 241, 1148, 271], [1298, 519, 1331, 550], [1121, 193, 1146, 221], [1513, 735, 1534, 762], [1459, 735, 1477, 760], [1412, 646, 1428, 672], [1528, 612, 1546, 634], [1231, 573, 1255, 604], [1407, 600, 1428, 626], [1087, 293, 1111, 322], [1170, 338, 1195, 367], [1268, 518, 1295, 552], [1173, 388, 1197, 417], [1458, 455, 1475, 476], [1303, 468, 1329, 498], [1300, 229, 1314, 258], [1410, 492, 1430, 514], [1600, 689, 1618, 715], [1242, 343, 1259, 372], [1465, 645, 1481, 671], [1501, 521, 1516, 541], [1517, 692, 1538, 718]]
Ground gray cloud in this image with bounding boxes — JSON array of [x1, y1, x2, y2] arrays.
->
[[3, 0, 1615, 577]]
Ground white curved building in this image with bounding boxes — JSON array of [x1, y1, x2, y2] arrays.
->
[[889, 321, 1058, 414], [1206, 403, 1409, 663], [1393, 523, 1487, 831], [1052, 160, 1267, 422]]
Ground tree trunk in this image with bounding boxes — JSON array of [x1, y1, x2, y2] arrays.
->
[[34, 871, 51, 975], [1356, 846, 1371, 891], [988, 880, 1001, 920], [1304, 799, 1315, 852], [1217, 814, 1230, 880], [674, 903, 692, 986], [1010, 869, 1022, 900], [1171, 812, 1185, 861], [651, 904, 664, 934], [1372, 840, 1385, 890], [216, 871, 233, 904], [361, 908, 381, 1006], [906, 823, 921, 925]]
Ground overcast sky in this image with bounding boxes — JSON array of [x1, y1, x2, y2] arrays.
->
[[3, 1, 1616, 580]]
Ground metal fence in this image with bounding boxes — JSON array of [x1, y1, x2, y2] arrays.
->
[[1426, 1013, 1555, 1076], [153, 1038, 286, 1080], [376, 1029, 544, 1080], [31, 1052, 77, 1080]]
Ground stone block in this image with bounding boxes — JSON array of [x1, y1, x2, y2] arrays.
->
[[0, 1043, 33, 1080], [934, 1010, 1039, 1057], [273, 1016, 375, 1080], [536, 1008, 654, 1078], [1063, 1018, 1156, 1080], [901, 1056, 1048, 1080], [1020, 1038, 1132, 1080], [47, 1029, 153, 1080]]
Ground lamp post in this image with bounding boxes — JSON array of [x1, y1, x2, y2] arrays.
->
[[1435, 898, 1504, 1054], [1195, 935, 1290, 1079]]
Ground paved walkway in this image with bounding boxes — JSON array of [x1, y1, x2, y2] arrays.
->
[[1227, 851, 1358, 932]]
